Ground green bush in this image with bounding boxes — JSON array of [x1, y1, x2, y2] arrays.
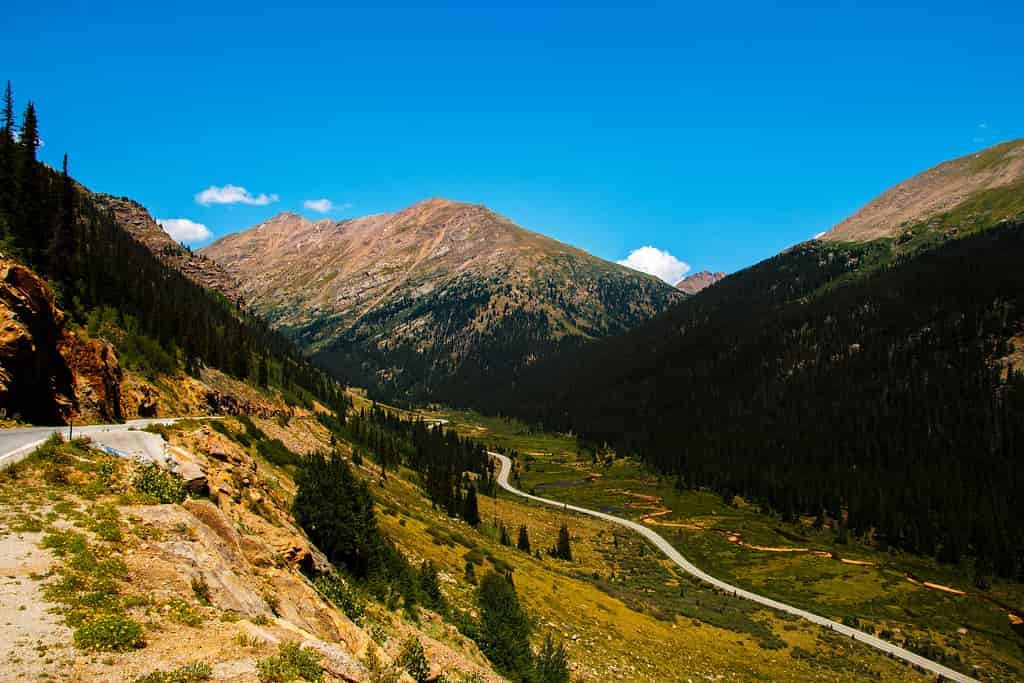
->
[[73, 613, 145, 651], [133, 661, 212, 683], [257, 641, 323, 682], [257, 438, 303, 468], [313, 572, 365, 620], [396, 636, 430, 682], [133, 463, 186, 504]]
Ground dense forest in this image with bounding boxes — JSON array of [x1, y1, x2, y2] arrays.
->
[[340, 404, 494, 517], [0, 83, 348, 418], [508, 222, 1024, 580]]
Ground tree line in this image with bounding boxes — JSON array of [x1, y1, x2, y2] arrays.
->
[[343, 404, 495, 519]]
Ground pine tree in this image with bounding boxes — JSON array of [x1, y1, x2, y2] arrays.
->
[[2, 81, 13, 141], [499, 522, 511, 546], [18, 102, 38, 159], [418, 560, 446, 613], [462, 484, 480, 526], [258, 353, 269, 387], [517, 524, 531, 553], [476, 571, 533, 678], [556, 523, 572, 561]]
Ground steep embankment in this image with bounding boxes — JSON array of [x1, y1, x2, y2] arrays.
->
[[202, 199, 682, 404]]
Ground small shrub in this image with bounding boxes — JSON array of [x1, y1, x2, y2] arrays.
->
[[73, 614, 145, 651], [167, 598, 203, 626], [191, 576, 211, 605], [133, 464, 186, 504], [257, 641, 323, 682], [132, 661, 213, 683], [313, 572, 365, 620], [396, 636, 429, 682]]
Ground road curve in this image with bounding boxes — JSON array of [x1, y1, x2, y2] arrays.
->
[[0, 418, 196, 471], [490, 452, 975, 683]]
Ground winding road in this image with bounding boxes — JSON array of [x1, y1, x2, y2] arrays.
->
[[490, 452, 976, 683]]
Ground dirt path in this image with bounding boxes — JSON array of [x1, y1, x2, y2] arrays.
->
[[0, 530, 74, 681]]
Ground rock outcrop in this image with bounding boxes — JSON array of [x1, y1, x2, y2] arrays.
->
[[0, 258, 75, 423]]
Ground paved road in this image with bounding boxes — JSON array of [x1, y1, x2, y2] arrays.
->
[[490, 452, 976, 683], [0, 418, 185, 470]]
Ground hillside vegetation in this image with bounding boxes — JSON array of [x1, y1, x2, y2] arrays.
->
[[504, 177, 1024, 583]]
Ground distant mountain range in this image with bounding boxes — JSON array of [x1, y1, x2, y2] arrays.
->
[[201, 198, 682, 404]]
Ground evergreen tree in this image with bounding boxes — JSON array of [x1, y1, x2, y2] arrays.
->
[[517, 524, 531, 553], [477, 571, 533, 679], [464, 560, 477, 585], [2, 81, 13, 140], [499, 522, 511, 546], [18, 101, 38, 159], [418, 560, 446, 613], [258, 353, 269, 387], [293, 453, 381, 578], [534, 633, 570, 683], [556, 523, 572, 561], [463, 484, 480, 526]]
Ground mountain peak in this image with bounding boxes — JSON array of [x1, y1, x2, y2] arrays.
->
[[823, 138, 1024, 242], [675, 270, 726, 294]]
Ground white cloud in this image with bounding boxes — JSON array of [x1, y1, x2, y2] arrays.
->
[[303, 198, 334, 213], [617, 246, 690, 284], [979, 122, 988, 129], [813, 231, 826, 239], [195, 184, 279, 206], [157, 218, 213, 244]]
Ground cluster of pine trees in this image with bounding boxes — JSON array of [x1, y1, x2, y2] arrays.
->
[[0, 82, 348, 417], [344, 404, 494, 518], [512, 222, 1024, 580]]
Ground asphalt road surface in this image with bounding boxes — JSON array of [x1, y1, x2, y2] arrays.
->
[[0, 418, 183, 470], [491, 452, 976, 683]]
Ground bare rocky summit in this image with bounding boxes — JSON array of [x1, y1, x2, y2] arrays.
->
[[202, 198, 682, 401], [675, 270, 726, 294], [823, 138, 1024, 242]]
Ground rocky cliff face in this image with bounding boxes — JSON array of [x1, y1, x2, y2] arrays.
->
[[202, 198, 683, 402], [92, 193, 241, 301], [823, 138, 1024, 242], [675, 270, 726, 295], [0, 258, 76, 423]]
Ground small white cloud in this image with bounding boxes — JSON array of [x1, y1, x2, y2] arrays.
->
[[979, 123, 988, 129], [157, 218, 213, 244], [303, 198, 334, 213], [813, 231, 826, 239], [617, 246, 690, 284], [195, 184, 279, 206]]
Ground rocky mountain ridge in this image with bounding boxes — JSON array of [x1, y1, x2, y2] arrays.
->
[[823, 138, 1024, 242], [202, 198, 683, 402], [92, 193, 242, 301]]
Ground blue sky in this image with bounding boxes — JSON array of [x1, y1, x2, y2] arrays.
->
[[4, 1, 1022, 280]]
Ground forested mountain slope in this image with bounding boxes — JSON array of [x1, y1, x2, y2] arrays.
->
[[0, 88, 347, 423], [202, 199, 682, 405], [505, 145, 1024, 580]]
